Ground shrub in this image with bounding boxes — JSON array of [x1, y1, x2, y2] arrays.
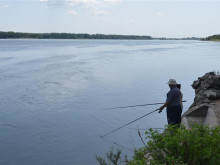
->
[[129, 124, 220, 165], [96, 147, 123, 165], [127, 147, 146, 165]]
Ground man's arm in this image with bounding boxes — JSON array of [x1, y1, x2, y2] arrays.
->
[[159, 88, 175, 111], [159, 102, 171, 111]]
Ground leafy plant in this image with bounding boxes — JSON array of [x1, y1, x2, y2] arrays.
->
[[127, 148, 146, 165], [96, 147, 123, 165], [96, 156, 108, 165], [99, 125, 220, 165], [129, 124, 220, 165]]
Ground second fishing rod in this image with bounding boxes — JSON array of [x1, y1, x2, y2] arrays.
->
[[100, 100, 187, 138], [101, 100, 187, 110]]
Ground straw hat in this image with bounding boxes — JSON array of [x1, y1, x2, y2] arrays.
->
[[167, 79, 177, 85]]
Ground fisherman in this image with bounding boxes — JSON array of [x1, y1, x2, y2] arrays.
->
[[159, 79, 182, 126], [177, 84, 183, 110]]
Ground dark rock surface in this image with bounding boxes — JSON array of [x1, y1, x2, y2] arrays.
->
[[191, 72, 220, 106], [182, 72, 220, 128]]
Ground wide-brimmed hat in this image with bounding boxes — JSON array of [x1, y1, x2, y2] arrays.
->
[[167, 79, 177, 85]]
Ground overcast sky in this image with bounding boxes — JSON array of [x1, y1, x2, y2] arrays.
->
[[0, 0, 220, 38]]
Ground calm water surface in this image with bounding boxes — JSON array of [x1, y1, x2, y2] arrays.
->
[[0, 39, 220, 164]]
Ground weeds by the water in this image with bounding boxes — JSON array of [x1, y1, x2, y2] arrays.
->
[[96, 147, 125, 165], [130, 124, 220, 165], [97, 124, 220, 165]]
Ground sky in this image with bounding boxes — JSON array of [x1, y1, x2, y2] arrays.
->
[[0, 0, 220, 38]]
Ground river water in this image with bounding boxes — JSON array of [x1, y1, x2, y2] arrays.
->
[[0, 39, 219, 164]]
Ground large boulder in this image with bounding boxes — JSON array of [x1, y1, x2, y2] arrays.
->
[[191, 72, 220, 106], [182, 72, 220, 128], [204, 89, 220, 100]]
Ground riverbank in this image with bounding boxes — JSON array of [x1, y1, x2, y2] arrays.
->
[[0, 31, 152, 40], [128, 72, 220, 165], [202, 34, 220, 41], [0, 31, 200, 40]]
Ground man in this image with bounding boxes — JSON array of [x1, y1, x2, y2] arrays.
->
[[159, 79, 182, 126]]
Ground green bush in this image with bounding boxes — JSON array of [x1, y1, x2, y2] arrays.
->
[[129, 124, 220, 165], [96, 147, 122, 165], [127, 147, 147, 165]]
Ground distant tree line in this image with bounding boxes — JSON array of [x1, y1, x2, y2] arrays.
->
[[202, 34, 220, 41], [0, 31, 153, 40], [154, 37, 200, 40]]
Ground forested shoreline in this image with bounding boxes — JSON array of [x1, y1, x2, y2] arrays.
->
[[0, 31, 152, 40], [1, 31, 217, 40], [203, 34, 220, 41]]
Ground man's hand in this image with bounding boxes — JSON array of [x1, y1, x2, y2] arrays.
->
[[158, 106, 164, 113], [159, 106, 164, 111], [159, 102, 170, 112]]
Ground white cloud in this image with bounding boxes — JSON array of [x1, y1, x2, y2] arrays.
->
[[67, 9, 78, 15], [91, 8, 108, 15], [1, 4, 9, 8], [123, 20, 136, 25], [86, 4, 109, 15], [65, 0, 122, 15], [39, 0, 122, 15], [104, 0, 122, 5], [156, 11, 165, 17]]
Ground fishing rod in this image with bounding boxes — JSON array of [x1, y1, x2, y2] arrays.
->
[[100, 108, 159, 138], [101, 100, 186, 110], [129, 127, 165, 130]]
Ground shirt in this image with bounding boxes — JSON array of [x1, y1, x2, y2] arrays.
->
[[166, 86, 181, 107]]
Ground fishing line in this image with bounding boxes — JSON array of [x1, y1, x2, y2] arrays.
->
[[100, 109, 159, 138], [100, 137, 134, 151]]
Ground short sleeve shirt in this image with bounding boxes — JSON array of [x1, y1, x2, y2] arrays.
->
[[166, 86, 181, 107]]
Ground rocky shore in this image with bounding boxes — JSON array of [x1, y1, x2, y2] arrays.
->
[[141, 72, 220, 165], [182, 72, 220, 128]]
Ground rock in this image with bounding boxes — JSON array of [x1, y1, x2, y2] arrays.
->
[[204, 89, 220, 100], [204, 89, 217, 99], [192, 79, 201, 89], [213, 76, 220, 86], [190, 72, 220, 106], [204, 102, 220, 127], [184, 104, 209, 117], [182, 72, 220, 128]]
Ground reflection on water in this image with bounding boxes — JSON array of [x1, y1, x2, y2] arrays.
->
[[0, 39, 220, 164]]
